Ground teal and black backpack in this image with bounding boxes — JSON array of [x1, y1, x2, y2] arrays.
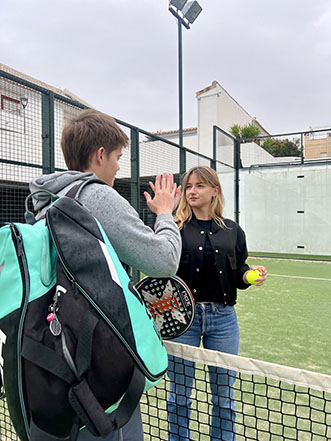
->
[[0, 184, 168, 441]]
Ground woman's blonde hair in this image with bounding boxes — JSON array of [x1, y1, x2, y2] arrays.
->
[[174, 166, 225, 230]]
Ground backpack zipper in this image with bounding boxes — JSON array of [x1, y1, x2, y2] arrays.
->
[[10, 224, 31, 438]]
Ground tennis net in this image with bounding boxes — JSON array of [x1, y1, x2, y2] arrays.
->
[[1, 342, 331, 440], [141, 341, 331, 441]]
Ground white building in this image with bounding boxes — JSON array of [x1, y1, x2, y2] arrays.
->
[[154, 80, 273, 166]]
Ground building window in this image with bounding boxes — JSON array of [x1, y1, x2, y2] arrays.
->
[[1, 95, 21, 114]]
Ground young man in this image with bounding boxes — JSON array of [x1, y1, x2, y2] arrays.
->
[[30, 109, 182, 441]]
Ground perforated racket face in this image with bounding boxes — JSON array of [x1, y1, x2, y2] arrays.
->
[[135, 276, 195, 340]]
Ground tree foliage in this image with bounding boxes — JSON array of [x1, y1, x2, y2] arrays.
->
[[229, 123, 302, 157], [261, 138, 301, 157], [229, 123, 261, 139]]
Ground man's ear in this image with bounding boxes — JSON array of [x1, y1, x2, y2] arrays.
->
[[95, 146, 105, 165]]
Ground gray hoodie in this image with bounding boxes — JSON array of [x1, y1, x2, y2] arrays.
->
[[30, 171, 181, 277]]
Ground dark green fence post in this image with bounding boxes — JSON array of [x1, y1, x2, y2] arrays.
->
[[180, 146, 186, 175], [41, 91, 55, 174], [301, 133, 304, 164], [234, 138, 240, 223], [130, 127, 140, 283], [130, 127, 140, 213]]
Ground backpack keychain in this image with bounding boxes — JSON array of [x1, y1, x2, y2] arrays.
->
[[47, 311, 62, 337], [47, 286, 66, 336]]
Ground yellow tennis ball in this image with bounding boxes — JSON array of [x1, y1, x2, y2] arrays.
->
[[247, 270, 260, 285]]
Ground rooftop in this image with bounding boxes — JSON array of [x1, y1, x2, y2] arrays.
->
[[0, 63, 92, 107]]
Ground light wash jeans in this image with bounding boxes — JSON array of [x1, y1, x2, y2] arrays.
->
[[167, 302, 240, 441], [78, 405, 143, 441]]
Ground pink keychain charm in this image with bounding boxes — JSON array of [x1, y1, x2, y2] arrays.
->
[[47, 313, 55, 322], [47, 311, 62, 336]]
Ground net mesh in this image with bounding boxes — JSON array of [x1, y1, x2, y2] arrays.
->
[[0, 396, 19, 440], [141, 341, 331, 441]]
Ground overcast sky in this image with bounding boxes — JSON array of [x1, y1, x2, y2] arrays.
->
[[2, 0, 331, 135]]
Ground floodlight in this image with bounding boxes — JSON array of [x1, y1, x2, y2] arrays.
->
[[20, 97, 28, 109], [169, 0, 188, 11], [182, 1, 202, 24]]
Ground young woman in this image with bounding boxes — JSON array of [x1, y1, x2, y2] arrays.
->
[[167, 166, 267, 441]]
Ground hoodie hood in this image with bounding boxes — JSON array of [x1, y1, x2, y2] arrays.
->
[[30, 171, 96, 212]]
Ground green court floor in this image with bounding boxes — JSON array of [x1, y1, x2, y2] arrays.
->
[[236, 258, 331, 375]]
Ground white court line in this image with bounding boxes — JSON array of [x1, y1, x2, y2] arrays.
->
[[269, 274, 331, 282]]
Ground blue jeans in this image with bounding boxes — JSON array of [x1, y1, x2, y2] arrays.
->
[[167, 303, 240, 441], [77, 405, 143, 441]]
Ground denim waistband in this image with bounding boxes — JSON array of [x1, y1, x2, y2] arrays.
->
[[196, 302, 234, 312]]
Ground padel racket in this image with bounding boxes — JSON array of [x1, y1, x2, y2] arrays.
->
[[135, 275, 195, 340]]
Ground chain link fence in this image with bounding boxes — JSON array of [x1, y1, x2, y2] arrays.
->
[[0, 68, 218, 229]]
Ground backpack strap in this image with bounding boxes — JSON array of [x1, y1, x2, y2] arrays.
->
[[110, 366, 146, 429], [64, 178, 107, 200], [68, 365, 145, 437], [21, 337, 77, 385]]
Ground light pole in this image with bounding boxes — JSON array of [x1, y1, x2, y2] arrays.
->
[[168, 0, 202, 174], [20, 97, 28, 134]]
